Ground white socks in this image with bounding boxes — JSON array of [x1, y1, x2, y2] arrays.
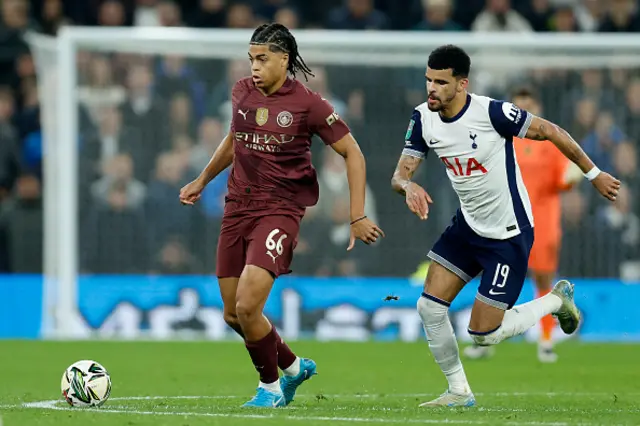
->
[[471, 292, 562, 345], [258, 357, 301, 393], [417, 295, 471, 395], [283, 357, 301, 377], [258, 379, 281, 393]]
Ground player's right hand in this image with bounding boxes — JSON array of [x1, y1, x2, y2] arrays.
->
[[591, 171, 621, 202], [348, 217, 385, 251], [405, 182, 433, 220], [179, 179, 206, 205]]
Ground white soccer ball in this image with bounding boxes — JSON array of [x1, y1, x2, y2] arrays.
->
[[61, 360, 112, 407]]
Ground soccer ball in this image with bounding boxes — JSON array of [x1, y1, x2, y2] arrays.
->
[[61, 360, 112, 407]]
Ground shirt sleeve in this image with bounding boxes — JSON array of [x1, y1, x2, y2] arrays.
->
[[488, 100, 533, 139], [307, 93, 350, 145], [402, 109, 429, 159]]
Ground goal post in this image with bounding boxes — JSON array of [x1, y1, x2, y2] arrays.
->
[[28, 27, 640, 339]]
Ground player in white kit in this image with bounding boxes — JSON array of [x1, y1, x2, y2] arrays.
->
[[391, 45, 621, 407]]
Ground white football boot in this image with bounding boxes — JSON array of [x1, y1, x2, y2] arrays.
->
[[537, 340, 558, 363], [463, 344, 494, 360], [419, 390, 476, 408]]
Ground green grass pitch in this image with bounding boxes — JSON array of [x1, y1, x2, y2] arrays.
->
[[0, 341, 639, 425]]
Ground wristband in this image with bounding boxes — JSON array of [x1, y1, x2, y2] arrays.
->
[[584, 166, 601, 181], [350, 216, 367, 225]]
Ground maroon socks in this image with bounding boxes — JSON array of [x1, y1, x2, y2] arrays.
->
[[245, 327, 279, 384]]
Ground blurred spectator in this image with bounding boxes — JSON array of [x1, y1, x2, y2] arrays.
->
[[274, 7, 300, 29], [0, 0, 35, 89], [0, 174, 43, 273], [186, 0, 226, 27], [313, 149, 379, 276], [208, 60, 250, 127], [597, 185, 640, 267], [134, 0, 161, 26], [559, 191, 621, 278], [515, 0, 554, 32], [0, 88, 20, 200], [574, 0, 603, 32], [38, 0, 70, 35], [120, 62, 170, 174], [326, 0, 390, 30], [612, 142, 640, 194], [82, 107, 143, 182], [146, 151, 195, 250], [190, 117, 223, 172], [570, 97, 598, 143], [169, 92, 196, 139], [226, 2, 255, 28], [623, 78, 640, 140], [305, 66, 347, 119], [472, 0, 533, 32], [551, 6, 578, 32], [582, 111, 626, 174], [77, 55, 127, 124], [156, 55, 206, 119], [157, 0, 183, 26], [16, 78, 41, 176], [2, 0, 37, 32], [580, 70, 617, 108], [91, 153, 147, 209], [82, 180, 148, 273], [151, 236, 202, 274], [254, 0, 289, 21], [172, 133, 194, 156], [413, 0, 461, 31], [598, 0, 640, 32], [185, 118, 228, 224], [98, 0, 127, 26]]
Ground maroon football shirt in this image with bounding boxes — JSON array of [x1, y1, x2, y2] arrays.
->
[[228, 77, 350, 207]]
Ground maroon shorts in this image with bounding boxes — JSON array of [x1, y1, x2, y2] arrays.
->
[[216, 198, 304, 278]]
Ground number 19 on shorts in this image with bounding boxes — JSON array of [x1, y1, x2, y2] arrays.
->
[[489, 263, 510, 295]]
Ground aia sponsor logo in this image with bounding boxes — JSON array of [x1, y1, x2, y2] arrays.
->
[[442, 157, 487, 176]]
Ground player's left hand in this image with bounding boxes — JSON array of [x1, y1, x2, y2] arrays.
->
[[591, 172, 621, 202], [348, 217, 385, 251]]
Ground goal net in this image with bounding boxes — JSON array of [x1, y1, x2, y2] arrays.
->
[[28, 28, 640, 339]]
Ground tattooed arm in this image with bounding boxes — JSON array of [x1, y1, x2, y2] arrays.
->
[[525, 116, 621, 202], [391, 154, 433, 220], [391, 154, 423, 195]]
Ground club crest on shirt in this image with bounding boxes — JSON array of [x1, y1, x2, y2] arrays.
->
[[256, 107, 269, 126], [277, 111, 293, 128]]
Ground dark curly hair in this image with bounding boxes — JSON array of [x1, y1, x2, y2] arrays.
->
[[250, 23, 314, 81], [428, 45, 471, 78]]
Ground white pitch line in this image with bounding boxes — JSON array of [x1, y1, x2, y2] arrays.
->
[[12, 400, 605, 426], [13, 395, 635, 426], [51, 391, 640, 401]]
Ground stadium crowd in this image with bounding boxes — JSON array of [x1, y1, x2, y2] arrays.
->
[[0, 0, 638, 279]]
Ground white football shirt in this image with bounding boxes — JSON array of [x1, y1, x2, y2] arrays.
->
[[402, 93, 534, 240]]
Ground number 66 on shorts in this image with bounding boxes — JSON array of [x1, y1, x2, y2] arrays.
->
[[216, 211, 302, 279]]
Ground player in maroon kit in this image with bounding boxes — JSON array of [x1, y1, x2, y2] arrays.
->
[[179, 23, 384, 408]]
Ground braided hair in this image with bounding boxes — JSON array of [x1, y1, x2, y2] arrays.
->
[[250, 23, 314, 81]]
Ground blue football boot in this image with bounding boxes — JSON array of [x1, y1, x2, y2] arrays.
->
[[242, 387, 285, 408], [280, 358, 317, 405]]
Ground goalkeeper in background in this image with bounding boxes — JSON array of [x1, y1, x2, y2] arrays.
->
[[464, 87, 583, 363]]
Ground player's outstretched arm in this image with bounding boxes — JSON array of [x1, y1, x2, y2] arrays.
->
[[525, 116, 621, 202], [391, 154, 433, 220], [331, 134, 385, 250], [179, 133, 234, 205]]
